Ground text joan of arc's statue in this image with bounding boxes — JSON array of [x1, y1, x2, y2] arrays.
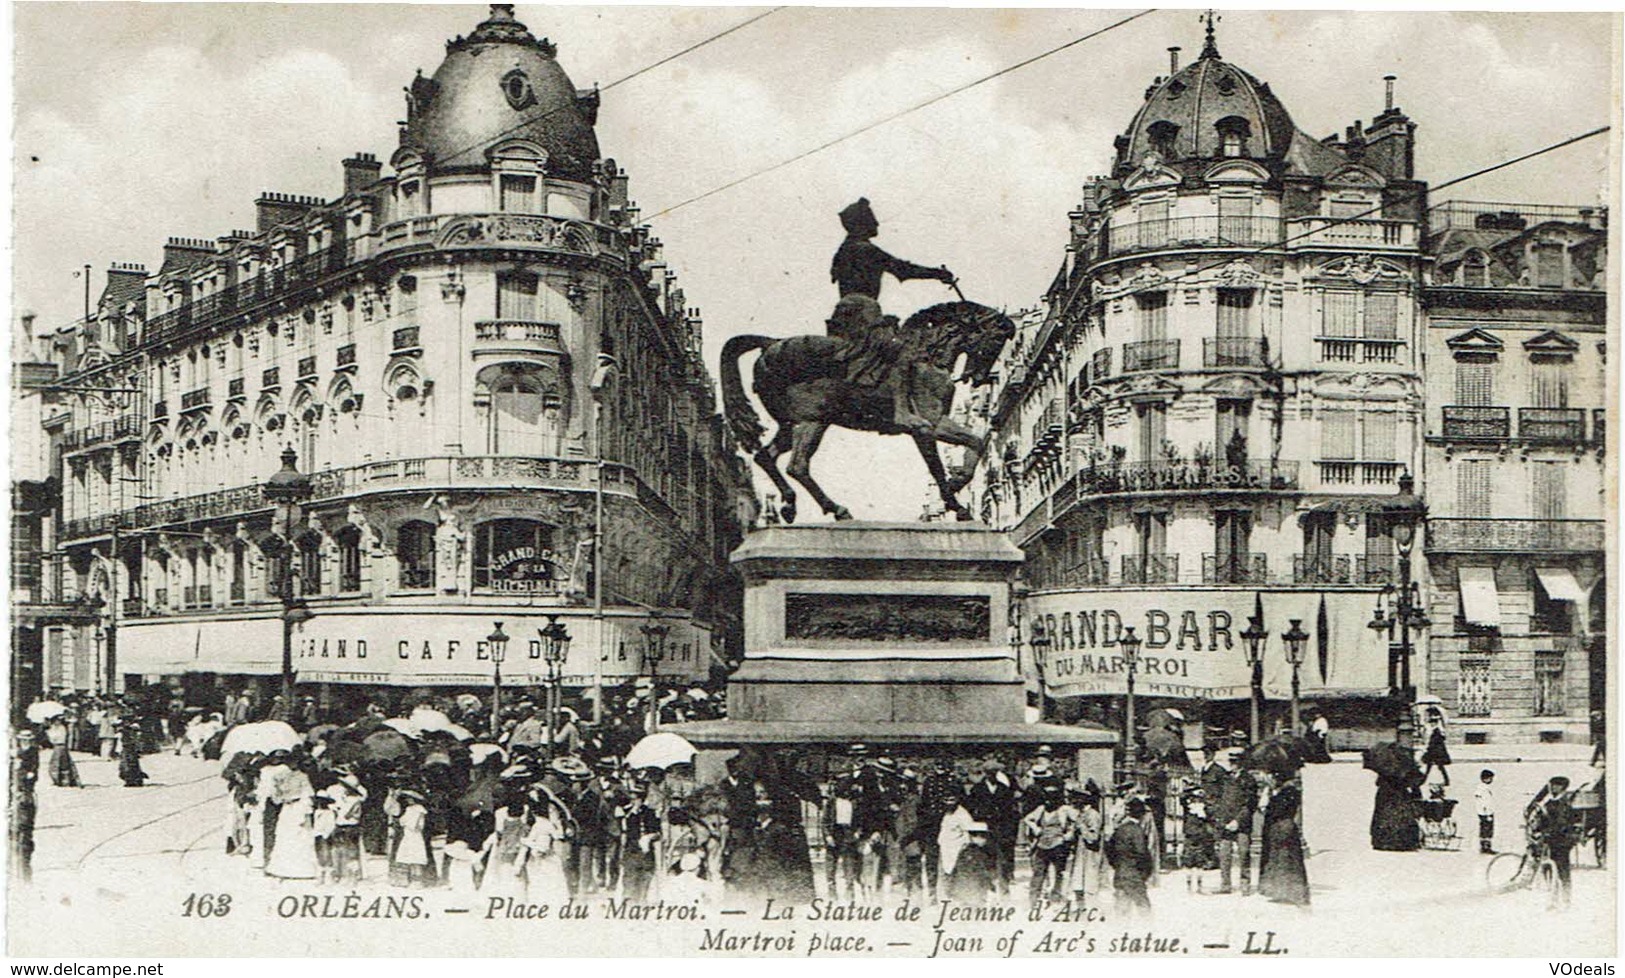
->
[[827, 198, 956, 434]]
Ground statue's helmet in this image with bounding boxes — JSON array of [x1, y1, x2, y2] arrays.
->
[[839, 197, 879, 236]]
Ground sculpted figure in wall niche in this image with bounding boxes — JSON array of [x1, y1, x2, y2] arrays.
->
[[431, 494, 466, 594]]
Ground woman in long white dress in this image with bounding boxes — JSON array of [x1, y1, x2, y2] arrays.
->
[[523, 811, 571, 904], [265, 768, 319, 881], [480, 804, 529, 897]]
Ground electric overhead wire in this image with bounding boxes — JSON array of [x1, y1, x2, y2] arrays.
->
[[645, 9, 1159, 220], [435, 7, 787, 168]]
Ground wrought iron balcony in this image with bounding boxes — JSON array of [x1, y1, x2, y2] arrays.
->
[[1204, 337, 1268, 368], [1057, 558, 1110, 587], [297, 356, 318, 379], [1123, 339, 1180, 373], [1355, 553, 1399, 585], [227, 377, 245, 399], [393, 326, 421, 352], [1099, 216, 1283, 260], [1203, 553, 1268, 585], [1442, 405, 1510, 441], [336, 343, 357, 368], [1519, 407, 1586, 444], [1293, 553, 1352, 585], [262, 367, 281, 390], [152, 401, 168, 420], [1427, 518, 1604, 553], [180, 388, 211, 412], [1122, 553, 1179, 585]]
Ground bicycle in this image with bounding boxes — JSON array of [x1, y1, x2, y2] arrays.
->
[[1484, 826, 1561, 908]]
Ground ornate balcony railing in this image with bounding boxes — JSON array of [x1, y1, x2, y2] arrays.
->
[[392, 326, 421, 352], [1316, 460, 1402, 486], [1355, 553, 1399, 585], [227, 377, 245, 399], [1318, 337, 1405, 364], [1123, 339, 1181, 373], [1057, 558, 1111, 588], [1099, 216, 1283, 260], [142, 248, 348, 349], [1293, 554, 1352, 585], [375, 213, 630, 264], [1442, 405, 1510, 441], [1203, 553, 1268, 585], [262, 367, 281, 389], [180, 387, 211, 412], [1520, 407, 1586, 444], [152, 401, 168, 420], [1427, 518, 1604, 553], [336, 344, 357, 368], [297, 356, 318, 379], [1204, 337, 1268, 368], [1122, 554, 1179, 585], [64, 416, 143, 451], [474, 320, 563, 347], [1283, 217, 1416, 249], [61, 456, 637, 540]]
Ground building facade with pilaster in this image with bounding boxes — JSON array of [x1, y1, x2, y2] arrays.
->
[[969, 27, 1428, 744], [34, 5, 751, 714]]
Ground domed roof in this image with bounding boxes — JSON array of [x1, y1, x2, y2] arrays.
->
[[399, 5, 600, 180], [1119, 29, 1296, 170]]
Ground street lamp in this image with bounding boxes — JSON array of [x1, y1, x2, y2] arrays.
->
[[538, 614, 572, 751], [1119, 626, 1143, 769], [92, 627, 105, 696], [1029, 629, 1052, 721], [1240, 614, 1268, 744], [1374, 471, 1429, 744], [640, 612, 671, 732], [1282, 619, 1309, 735], [487, 621, 508, 738], [263, 447, 314, 708]]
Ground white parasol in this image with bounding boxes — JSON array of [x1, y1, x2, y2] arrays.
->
[[469, 743, 506, 766], [26, 702, 67, 724], [382, 717, 420, 737], [624, 731, 698, 770], [219, 720, 300, 765], [409, 707, 454, 733]]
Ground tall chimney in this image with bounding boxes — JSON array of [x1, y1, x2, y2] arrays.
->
[[1168, 47, 1181, 73], [1384, 75, 1396, 111]]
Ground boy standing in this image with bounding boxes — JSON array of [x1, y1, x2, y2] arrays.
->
[[1474, 769, 1496, 854]]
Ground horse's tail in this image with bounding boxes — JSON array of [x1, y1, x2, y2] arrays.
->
[[721, 334, 774, 453]]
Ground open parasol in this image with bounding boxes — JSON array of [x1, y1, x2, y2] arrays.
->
[[625, 731, 698, 770], [1142, 727, 1193, 769], [1362, 741, 1419, 781], [382, 717, 420, 737], [469, 742, 506, 767], [26, 702, 67, 724], [1240, 736, 1305, 776], [219, 720, 300, 766], [305, 723, 341, 746], [362, 729, 414, 763]]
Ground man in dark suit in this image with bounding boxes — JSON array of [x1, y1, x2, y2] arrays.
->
[[1210, 750, 1256, 895], [964, 758, 1022, 894]]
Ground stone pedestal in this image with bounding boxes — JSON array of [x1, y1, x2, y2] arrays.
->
[[669, 522, 1116, 779]]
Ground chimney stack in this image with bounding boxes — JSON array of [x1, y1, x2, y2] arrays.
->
[[1383, 75, 1396, 112], [1168, 47, 1181, 73], [342, 152, 382, 197]]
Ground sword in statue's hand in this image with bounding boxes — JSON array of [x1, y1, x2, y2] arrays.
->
[[940, 266, 967, 302]]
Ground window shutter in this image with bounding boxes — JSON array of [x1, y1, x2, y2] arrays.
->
[[1531, 463, 1566, 520], [1363, 293, 1399, 339], [1454, 362, 1494, 406], [1322, 291, 1358, 338], [1456, 462, 1492, 517], [1137, 292, 1168, 342], [1217, 288, 1252, 339], [1530, 360, 1569, 408], [1321, 409, 1356, 460], [1361, 411, 1397, 461]]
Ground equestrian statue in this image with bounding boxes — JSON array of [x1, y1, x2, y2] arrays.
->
[[721, 198, 1014, 523]]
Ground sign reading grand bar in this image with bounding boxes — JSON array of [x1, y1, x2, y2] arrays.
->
[[1026, 588, 1390, 700]]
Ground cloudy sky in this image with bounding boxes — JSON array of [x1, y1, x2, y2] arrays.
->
[[13, 4, 1617, 519]]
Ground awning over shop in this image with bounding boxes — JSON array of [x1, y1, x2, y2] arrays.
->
[[1458, 566, 1501, 627], [117, 617, 283, 676], [1535, 567, 1586, 602]]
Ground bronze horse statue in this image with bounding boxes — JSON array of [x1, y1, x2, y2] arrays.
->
[[721, 301, 1014, 523]]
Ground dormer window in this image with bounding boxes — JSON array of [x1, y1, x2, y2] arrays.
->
[[1462, 250, 1489, 287], [1215, 116, 1251, 158], [1147, 121, 1179, 159]]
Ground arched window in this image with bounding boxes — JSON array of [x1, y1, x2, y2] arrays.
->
[[479, 364, 565, 456], [472, 518, 557, 594], [397, 521, 436, 590], [1146, 121, 1179, 159], [297, 532, 323, 596], [336, 526, 362, 594], [1215, 116, 1252, 158], [298, 407, 321, 470]]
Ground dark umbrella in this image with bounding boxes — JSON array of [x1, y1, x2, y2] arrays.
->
[[1362, 741, 1418, 781], [222, 750, 261, 782], [1142, 727, 1193, 769], [1241, 736, 1304, 776], [202, 728, 229, 761], [1316, 594, 1330, 684], [1145, 707, 1186, 731], [332, 717, 390, 744], [362, 729, 413, 764], [323, 739, 368, 767]]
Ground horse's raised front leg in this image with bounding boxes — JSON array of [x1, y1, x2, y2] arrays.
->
[[785, 422, 850, 521], [753, 425, 798, 523], [913, 430, 971, 521]]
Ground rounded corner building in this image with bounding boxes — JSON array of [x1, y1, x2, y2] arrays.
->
[[36, 4, 753, 717]]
